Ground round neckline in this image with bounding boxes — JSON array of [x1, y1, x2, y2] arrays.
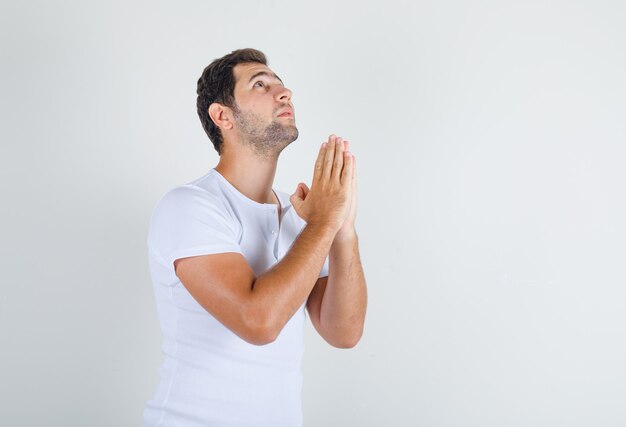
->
[[211, 168, 283, 211]]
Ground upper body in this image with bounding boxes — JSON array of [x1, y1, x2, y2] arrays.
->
[[143, 48, 367, 426], [143, 169, 329, 426]]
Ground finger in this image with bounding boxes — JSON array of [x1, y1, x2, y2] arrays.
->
[[352, 155, 357, 195], [341, 150, 354, 186], [332, 136, 345, 182], [300, 182, 310, 198], [313, 142, 327, 183], [343, 140, 351, 181], [352, 157, 357, 217], [349, 154, 357, 211], [322, 135, 336, 182]]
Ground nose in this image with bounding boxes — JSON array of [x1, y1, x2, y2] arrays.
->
[[275, 85, 292, 102]]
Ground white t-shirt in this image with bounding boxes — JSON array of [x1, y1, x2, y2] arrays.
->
[[143, 168, 329, 427]]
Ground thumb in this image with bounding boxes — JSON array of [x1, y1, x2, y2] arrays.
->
[[299, 183, 310, 198], [290, 182, 309, 205]]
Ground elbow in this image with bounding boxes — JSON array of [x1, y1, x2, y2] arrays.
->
[[328, 328, 364, 349], [335, 335, 363, 349], [243, 325, 279, 346], [332, 341, 358, 349], [239, 304, 281, 346]]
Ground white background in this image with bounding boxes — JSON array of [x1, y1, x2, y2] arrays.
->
[[1, 1, 625, 426]]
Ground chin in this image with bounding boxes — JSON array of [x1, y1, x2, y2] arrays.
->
[[288, 126, 299, 142], [268, 121, 298, 144]]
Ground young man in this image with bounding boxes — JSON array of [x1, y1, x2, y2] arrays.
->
[[143, 48, 367, 427]]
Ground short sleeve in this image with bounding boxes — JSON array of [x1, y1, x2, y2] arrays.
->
[[148, 185, 242, 269]]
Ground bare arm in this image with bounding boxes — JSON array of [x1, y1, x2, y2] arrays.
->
[[175, 222, 336, 345], [306, 137, 367, 348], [175, 138, 353, 345], [307, 231, 367, 348]]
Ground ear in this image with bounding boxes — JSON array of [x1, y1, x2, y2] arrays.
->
[[208, 103, 234, 131]]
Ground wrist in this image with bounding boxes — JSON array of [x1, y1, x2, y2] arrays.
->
[[305, 221, 341, 240], [333, 227, 357, 245]]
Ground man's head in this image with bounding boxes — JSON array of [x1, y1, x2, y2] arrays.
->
[[196, 48, 297, 157]]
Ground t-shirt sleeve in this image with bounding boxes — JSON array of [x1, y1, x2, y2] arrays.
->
[[148, 185, 242, 269]]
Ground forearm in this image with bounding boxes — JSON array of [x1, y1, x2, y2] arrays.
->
[[250, 222, 336, 335], [320, 231, 367, 345]]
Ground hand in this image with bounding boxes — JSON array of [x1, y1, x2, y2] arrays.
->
[[290, 134, 354, 233], [334, 139, 357, 242]]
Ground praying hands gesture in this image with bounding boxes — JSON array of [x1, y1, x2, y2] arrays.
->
[[291, 134, 358, 242]]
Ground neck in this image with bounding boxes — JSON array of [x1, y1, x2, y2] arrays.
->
[[214, 143, 280, 205]]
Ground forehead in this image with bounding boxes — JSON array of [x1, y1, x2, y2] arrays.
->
[[233, 62, 281, 86]]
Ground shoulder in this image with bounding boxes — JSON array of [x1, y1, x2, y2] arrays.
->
[[147, 177, 244, 267], [150, 172, 235, 227], [153, 185, 226, 217], [147, 174, 242, 255]]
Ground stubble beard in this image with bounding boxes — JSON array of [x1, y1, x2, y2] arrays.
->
[[232, 106, 299, 160]]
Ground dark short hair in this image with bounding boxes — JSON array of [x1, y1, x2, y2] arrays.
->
[[196, 48, 267, 154]]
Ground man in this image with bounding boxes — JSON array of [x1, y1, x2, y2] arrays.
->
[[143, 48, 367, 427]]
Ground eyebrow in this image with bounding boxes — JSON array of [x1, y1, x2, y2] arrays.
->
[[247, 71, 284, 86]]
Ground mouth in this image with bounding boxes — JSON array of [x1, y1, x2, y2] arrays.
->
[[277, 108, 294, 118]]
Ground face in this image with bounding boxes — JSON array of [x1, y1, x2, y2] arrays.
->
[[230, 62, 298, 157]]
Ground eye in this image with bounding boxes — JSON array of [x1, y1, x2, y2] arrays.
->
[[254, 81, 265, 88]]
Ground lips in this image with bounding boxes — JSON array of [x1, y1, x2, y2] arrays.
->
[[277, 108, 293, 117]]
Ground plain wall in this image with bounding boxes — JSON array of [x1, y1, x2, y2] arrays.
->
[[1, 0, 625, 425]]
